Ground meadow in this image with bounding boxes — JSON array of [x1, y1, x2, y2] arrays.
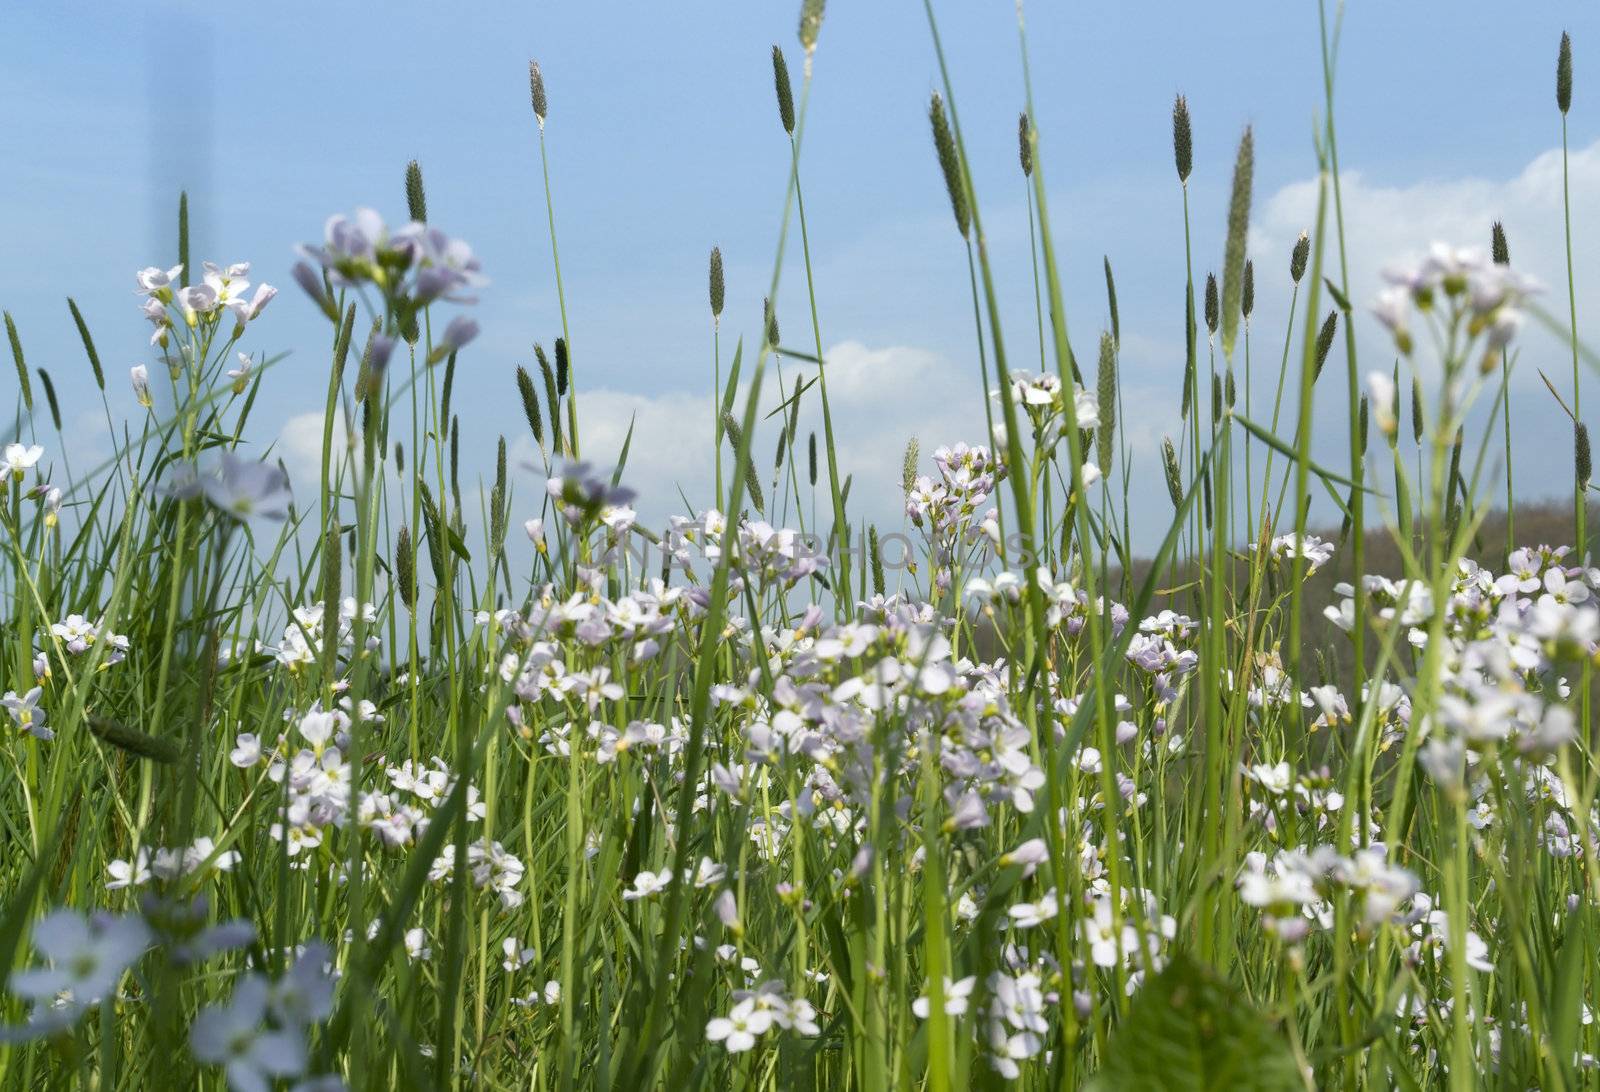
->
[[3, 1, 1600, 1088]]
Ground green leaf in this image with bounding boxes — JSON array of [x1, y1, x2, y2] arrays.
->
[[1230, 412, 1379, 494], [1323, 276, 1352, 313], [1550, 907, 1588, 1085], [719, 338, 744, 424], [612, 412, 637, 487], [1090, 954, 1302, 1092]]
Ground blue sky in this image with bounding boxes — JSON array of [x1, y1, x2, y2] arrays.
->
[[6, 2, 1600, 548]]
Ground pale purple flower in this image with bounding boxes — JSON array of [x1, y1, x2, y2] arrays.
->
[[8, 909, 150, 1034], [225, 284, 277, 329], [4, 443, 43, 479], [623, 869, 673, 901], [912, 975, 976, 1019], [193, 453, 292, 521], [190, 976, 308, 1092], [177, 283, 219, 319], [428, 315, 480, 363], [546, 463, 637, 526], [135, 264, 183, 295], [269, 944, 335, 1027], [3, 687, 51, 740], [291, 262, 335, 319]]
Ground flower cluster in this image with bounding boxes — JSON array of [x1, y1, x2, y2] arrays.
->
[[189, 944, 338, 1091], [428, 839, 527, 910], [105, 837, 241, 890], [546, 462, 638, 527], [1257, 532, 1336, 574], [705, 980, 820, 1053], [907, 444, 1003, 592], [294, 208, 483, 365], [1373, 242, 1539, 357], [136, 261, 276, 347], [1238, 843, 1419, 943]]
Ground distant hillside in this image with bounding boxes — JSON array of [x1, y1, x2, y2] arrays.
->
[[1107, 501, 1597, 686]]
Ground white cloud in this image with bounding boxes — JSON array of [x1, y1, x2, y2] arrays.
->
[[1254, 139, 1600, 400], [1256, 145, 1594, 286], [1236, 139, 1600, 532], [277, 407, 354, 493]]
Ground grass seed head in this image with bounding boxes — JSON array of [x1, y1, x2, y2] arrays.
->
[[1559, 32, 1574, 115], [67, 298, 104, 390], [1491, 221, 1510, 265], [868, 525, 885, 595], [1096, 332, 1117, 474], [395, 526, 416, 609], [5, 313, 32, 412], [1172, 94, 1193, 183], [1104, 256, 1120, 344], [929, 93, 970, 239], [709, 246, 725, 321], [1220, 125, 1254, 357], [1291, 231, 1310, 284], [536, 344, 562, 454], [799, 0, 826, 55], [1162, 437, 1183, 508], [773, 45, 796, 134], [405, 159, 427, 223], [178, 191, 190, 287], [530, 60, 548, 125], [38, 370, 61, 432], [516, 365, 545, 450], [1313, 311, 1338, 382], [88, 717, 180, 764]]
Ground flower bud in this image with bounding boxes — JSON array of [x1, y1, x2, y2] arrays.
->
[[131, 364, 152, 408], [427, 317, 479, 365], [292, 261, 338, 322]]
